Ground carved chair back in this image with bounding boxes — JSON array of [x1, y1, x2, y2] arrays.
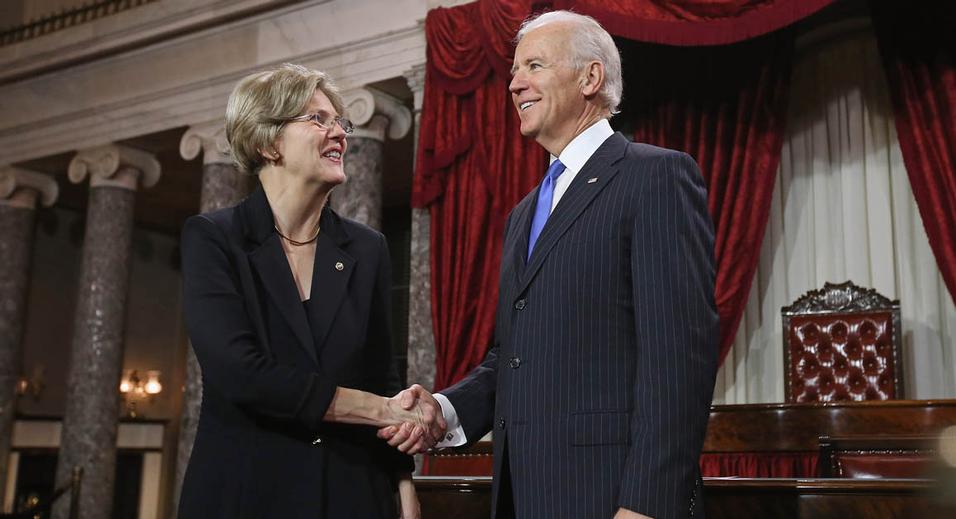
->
[[782, 281, 903, 402]]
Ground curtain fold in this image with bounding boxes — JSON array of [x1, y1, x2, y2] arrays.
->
[[871, 2, 956, 311], [715, 27, 956, 404], [623, 33, 794, 365], [555, 0, 833, 46], [415, 0, 546, 390], [414, 0, 832, 388]]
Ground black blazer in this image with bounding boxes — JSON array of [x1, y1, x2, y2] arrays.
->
[[177, 186, 411, 519], [444, 133, 719, 519]]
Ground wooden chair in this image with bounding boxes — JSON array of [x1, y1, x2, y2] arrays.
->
[[782, 281, 903, 403]]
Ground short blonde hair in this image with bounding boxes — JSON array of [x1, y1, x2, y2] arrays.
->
[[225, 63, 346, 174]]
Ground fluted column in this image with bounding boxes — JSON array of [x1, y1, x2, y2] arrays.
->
[[53, 145, 160, 519], [332, 87, 412, 230], [403, 65, 437, 391], [0, 167, 58, 506], [172, 122, 251, 515]]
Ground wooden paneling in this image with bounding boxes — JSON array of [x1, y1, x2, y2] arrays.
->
[[704, 478, 949, 519], [705, 399, 956, 452], [415, 477, 956, 519]]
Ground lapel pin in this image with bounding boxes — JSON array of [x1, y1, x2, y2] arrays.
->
[[587, 177, 598, 184], [334, 262, 344, 271]]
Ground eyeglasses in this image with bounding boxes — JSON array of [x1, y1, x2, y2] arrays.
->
[[285, 112, 354, 134]]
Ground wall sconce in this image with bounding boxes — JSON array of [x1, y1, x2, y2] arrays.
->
[[119, 369, 162, 418], [15, 364, 45, 400]]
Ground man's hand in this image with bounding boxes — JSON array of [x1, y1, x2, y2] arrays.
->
[[379, 384, 447, 454], [613, 508, 651, 519]]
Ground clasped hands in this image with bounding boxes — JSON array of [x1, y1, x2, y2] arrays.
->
[[378, 384, 446, 454]]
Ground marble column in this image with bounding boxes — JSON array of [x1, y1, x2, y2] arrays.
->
[[180, 121, 253, 212], [403, 65, 437, 392], [53, 145, 160, 519], [172, 122, 252, 514], [0, 167, 58, 507], [332, 87, 412, 230]]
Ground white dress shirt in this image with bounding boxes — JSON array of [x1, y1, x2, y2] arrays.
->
[[434, 119, 615, 448]]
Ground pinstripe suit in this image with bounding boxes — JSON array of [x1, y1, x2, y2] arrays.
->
[[443, 132, 719, 518]]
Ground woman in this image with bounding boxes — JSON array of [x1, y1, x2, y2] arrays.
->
[[178, 64, 429, 518]]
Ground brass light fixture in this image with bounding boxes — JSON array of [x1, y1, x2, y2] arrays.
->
[[15, 364, 45, 400], [119, 369, 162, 418]]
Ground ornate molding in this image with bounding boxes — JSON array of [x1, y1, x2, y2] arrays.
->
[[782, 280, 899, 315], [403, 63, 426, 113], [0, 166, 59, 209], [68, 144, 161, 190], [342, 87, 412, 142], [0, 0, 158, 48], [180, 121, 232, 165], [350, 114, 390, 141], [0, 5, 426, 165]]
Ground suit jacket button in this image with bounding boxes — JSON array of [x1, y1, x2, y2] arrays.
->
[[312, 436, 322, 445], [498, 418, 506, 430], [514, 299, 526, 310], [509, 357, 521, 369]]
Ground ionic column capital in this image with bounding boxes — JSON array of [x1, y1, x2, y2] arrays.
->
[[68, 144, 161, 190], [0, 166, 59, 209], [180, 121, 232, 165], [343, 87, 412, 142]]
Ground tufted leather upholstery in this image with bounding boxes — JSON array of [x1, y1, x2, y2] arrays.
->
[[783, 281, 903, 403]]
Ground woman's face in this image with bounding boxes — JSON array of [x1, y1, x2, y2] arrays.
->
[[273, 89, 348, 186]]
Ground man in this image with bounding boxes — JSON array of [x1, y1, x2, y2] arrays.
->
[[384, 11, 718, 519]]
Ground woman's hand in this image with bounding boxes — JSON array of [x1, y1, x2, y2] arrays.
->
[[383, 386, 446, 452], [397, 473, 420, 519]]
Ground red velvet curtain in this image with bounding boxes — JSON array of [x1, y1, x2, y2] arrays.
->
[[554, 0, 832, 46], [414, 0, 547, 391], [871, 2, 956, 309], [623, 33, 794, 364], [414, 0, 826, 389]]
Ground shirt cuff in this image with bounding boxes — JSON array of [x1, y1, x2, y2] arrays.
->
[[434, 393, 467, 448]]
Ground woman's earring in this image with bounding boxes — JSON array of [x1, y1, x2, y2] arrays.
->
[[259, 147, 281, 165]]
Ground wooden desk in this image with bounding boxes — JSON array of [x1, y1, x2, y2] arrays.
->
[[704, 478, 948, 518], [422, 400, 956, 478], [416, 477, 955, 519], [705, 399, 956, 452], [701, 399, 956, 477]]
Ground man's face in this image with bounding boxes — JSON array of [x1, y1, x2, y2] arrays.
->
[[509, 23, 584, 149]]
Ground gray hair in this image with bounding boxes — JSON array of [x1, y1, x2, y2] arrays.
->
[[516, 10, 623, 115], [225, 63, 345, 175]]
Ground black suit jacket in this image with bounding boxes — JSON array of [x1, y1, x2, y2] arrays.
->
[[177, 186, 411, 519], [444, 133, 719, 518]]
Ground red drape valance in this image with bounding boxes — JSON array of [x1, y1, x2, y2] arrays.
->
[[699, 452, 818, 477], [553, 0, 833, 46]]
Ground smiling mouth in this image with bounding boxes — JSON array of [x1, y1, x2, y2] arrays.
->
[[519, 101, 537, 111], [322, 150, 342, 160]]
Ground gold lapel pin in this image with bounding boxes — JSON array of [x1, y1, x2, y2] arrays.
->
[[335, 262, 344, 271], [587, 177, 598, 183]]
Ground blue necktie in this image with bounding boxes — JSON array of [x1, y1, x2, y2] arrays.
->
[[527, 159, 566, 260]]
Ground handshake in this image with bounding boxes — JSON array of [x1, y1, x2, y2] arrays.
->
[[378, 384, 448, 454]]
